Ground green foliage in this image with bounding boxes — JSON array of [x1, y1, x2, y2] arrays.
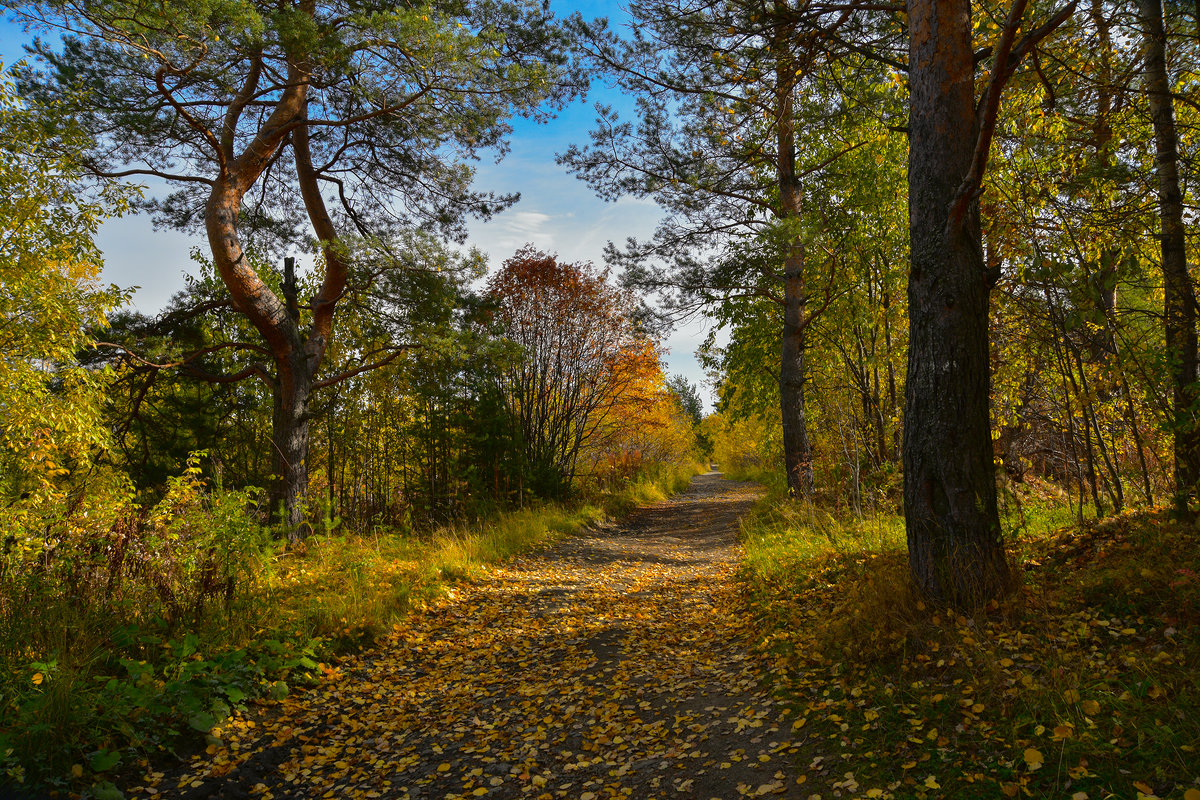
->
[[703, 409, 783, 489], [0, 67, 133, 508], [16, 0, 572, 241], [0, 454, 277, 788]]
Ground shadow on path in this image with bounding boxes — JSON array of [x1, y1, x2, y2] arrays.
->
[[132, 472, 817, 800]]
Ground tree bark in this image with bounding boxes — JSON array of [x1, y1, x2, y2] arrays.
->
[[903, 0, 1012, 606], [775, 17, 814, 499], [1139, 0, 1200, 516], [202, 60, 319, 539], [206, 179, 313, 539], [781, 259, 814, 496], [271, 352, 313, 537]]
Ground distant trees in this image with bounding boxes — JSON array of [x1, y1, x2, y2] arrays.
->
[[486, 247, 664, 498], [14, 0, 578, 536], [92, 243, 692, 523], [562, 0, 894, 498]]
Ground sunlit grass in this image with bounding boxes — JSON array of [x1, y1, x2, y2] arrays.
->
[[220, 469, 706, 651]]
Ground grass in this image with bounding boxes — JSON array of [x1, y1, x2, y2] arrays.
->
[[260, 500, 615, 651], [737, 485, 1200, 800], [0, 461, 706, 795]]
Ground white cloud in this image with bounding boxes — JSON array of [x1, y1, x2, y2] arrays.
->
[[483, 210, 556, 254]]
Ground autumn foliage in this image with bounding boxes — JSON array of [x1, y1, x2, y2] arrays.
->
[[487, 247, 682, 497]]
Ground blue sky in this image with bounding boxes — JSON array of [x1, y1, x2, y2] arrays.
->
[[0, 3, 724, 406]]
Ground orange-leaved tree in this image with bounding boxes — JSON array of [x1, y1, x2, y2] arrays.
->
[[486, 246, 661, 498], [583, 370, 699, 484]]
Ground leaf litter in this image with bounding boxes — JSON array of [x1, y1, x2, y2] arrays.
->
[[127, 474, 818, 800]]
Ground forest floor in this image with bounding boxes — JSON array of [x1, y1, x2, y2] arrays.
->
[[125, 472, 814, 800]]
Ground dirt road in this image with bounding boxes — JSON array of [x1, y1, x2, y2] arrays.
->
[[132, 472, 812, 800]]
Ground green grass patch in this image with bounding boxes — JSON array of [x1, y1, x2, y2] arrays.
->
[[739, 489, 1200, 800]]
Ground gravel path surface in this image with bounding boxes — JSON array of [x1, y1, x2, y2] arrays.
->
[[131, 472, 813, 800]]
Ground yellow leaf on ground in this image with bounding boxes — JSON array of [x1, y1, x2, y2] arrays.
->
[[1081, 699, 1100, 715], [1024, 748, 1044, 769], [1183, 790, 1200, 800], [1053, 724, 1075, 740]]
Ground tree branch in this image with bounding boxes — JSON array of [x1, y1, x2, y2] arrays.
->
[[155, 65, 227, 173], [312, 346, 415, 391], [947, 0, 1076, 234], [97, 340, 272, 368]]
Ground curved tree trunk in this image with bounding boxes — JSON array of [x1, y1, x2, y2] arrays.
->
[[1139, 0, 1200, 516], [202, 62, 322, 540], [904, 0, 1012, 606]]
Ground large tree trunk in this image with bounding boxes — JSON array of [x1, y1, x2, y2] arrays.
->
[[196, 54, 352, 538], [1139, 0, 1200, 516], [903, 0, 1012, 606], [207, 176, 317, 539]]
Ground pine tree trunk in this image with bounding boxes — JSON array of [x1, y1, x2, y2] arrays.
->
[[775, 19, 813, 499], [206, 177, 318, 539], [904, 0, 1012, 606], [781, 261, 814, 497], [271, 352, 313, 541], [1139, 0, 1200, 516]]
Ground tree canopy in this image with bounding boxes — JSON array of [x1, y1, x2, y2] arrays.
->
[[10, 0, 583, 533]]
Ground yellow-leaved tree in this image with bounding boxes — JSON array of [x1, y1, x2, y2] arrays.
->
[[0, 67, 133, 548]]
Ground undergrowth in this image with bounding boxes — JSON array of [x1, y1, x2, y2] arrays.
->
[[0, 460, 704, 796], [739, 486, 1200, 800]]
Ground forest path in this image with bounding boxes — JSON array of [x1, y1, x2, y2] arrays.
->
[[138, 472, 815, 800]]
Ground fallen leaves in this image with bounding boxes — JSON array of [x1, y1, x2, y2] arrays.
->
[[127, 480, 807, 800], [741, 504, 1200, 800]]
